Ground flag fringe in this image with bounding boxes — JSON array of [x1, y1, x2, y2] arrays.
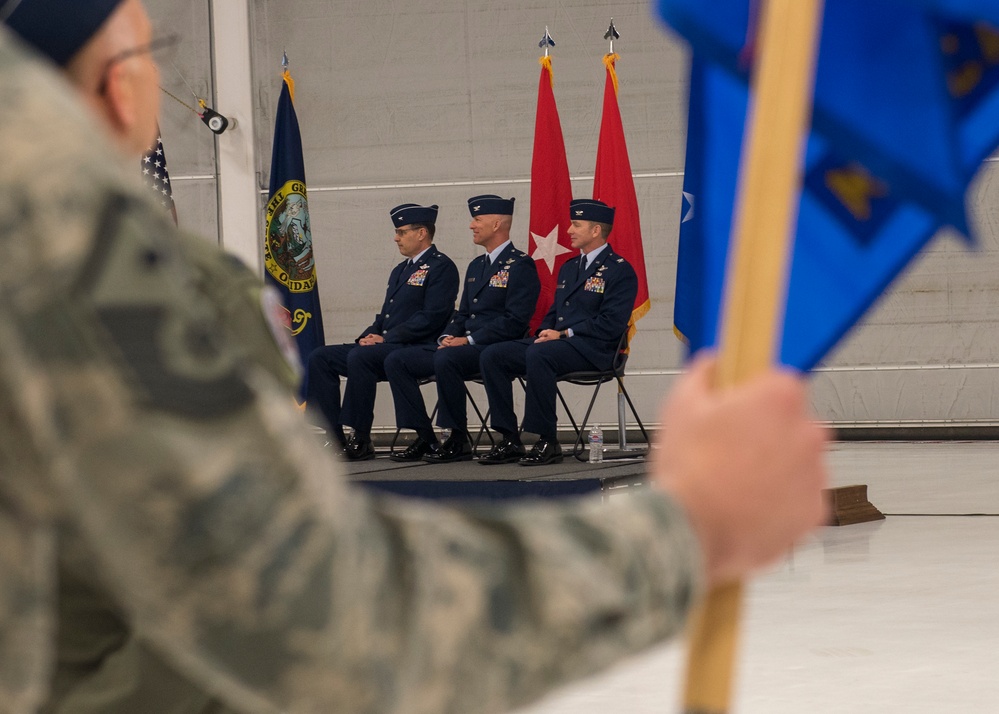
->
[[603, 52, 620, 94], [539, 54, 554, 87], [283, 68, 296, 103], [625, 299, 651, 349]]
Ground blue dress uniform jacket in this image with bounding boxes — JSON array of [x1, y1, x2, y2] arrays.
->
[[540, 247, 638, 368], [445, 243, 540, 345], [361, 245, 460, 344], [306, 245, 458, 438], [384, 244, 540, 435], [479, 247, 638, 439]]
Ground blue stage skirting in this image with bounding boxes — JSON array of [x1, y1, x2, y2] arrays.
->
[[359, 479, 602, 500]]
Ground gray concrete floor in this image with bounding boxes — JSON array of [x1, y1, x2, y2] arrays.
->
[[510, 442, 999, 714]]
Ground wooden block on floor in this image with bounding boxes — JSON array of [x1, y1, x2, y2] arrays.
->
[[825, 484, 885, 527]]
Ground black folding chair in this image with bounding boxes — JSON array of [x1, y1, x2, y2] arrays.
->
[[554, 330, 650, 461], [390, 375, 495, 455]]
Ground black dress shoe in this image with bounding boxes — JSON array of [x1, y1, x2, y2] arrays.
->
[[478, 438, 527, 465], [321, 428, 347, 452], [423, 433, 473, 463], [343, 436, 375, 461], [389, 437, 439, 462], [519, 438, 563, 466]]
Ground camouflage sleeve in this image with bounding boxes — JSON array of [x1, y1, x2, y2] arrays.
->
[[175, 232, 302, 392], [13, 195, 702, 714], [0, 38, 704, 714]]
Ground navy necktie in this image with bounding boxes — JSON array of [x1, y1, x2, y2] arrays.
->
[[397, 260, 411, 286]]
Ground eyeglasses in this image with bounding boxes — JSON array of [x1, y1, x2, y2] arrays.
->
[[98, 34, 180, 94], [394, 227, 423, 237]]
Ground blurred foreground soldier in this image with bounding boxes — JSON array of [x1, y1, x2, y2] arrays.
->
[[305, 203, 459, 459], [4, 0, 302, 392], [480, 199, 637, 465], [0, 19, 829, 714], [384, 195, 540, 462]]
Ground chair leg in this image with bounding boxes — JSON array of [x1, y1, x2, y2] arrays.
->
[[570, 380, 605, 462], [555, 385, 582, 448], [465, 384, 495, 454], [615, 377, 651, 454]]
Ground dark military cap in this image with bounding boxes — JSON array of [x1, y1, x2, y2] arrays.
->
[[3, 0, 124, 67], [390, 203, 438, 227], [569, 198, 615, 225], [467, 194, 515, 217]]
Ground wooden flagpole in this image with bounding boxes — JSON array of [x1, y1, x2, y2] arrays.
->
[[681, 0, 824, 712]]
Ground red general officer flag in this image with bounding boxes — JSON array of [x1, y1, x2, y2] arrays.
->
[[527, 54, 575, 333], [594, 53, 651, 337]]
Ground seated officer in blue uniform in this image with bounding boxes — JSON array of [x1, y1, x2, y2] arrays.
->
[[383, 195, 540, 463], [479, 198, 637, 466], [305, 203, 459, 460]]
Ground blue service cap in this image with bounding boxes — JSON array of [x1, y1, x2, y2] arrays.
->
[[390, 203, 438, 227], [569, 198, 615, 225], [468, 194, 515, 216], [3, 0, 124, 67]]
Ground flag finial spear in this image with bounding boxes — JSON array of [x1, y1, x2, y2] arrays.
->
[[281, 51, 289, 70], [539, 27, 556, 57], [604, 19, 620, 54]]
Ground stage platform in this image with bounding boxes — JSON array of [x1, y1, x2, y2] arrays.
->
[[343, 446, 648, 501]]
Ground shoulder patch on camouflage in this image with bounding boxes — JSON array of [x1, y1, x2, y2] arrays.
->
[[75, 195, 254, 419]]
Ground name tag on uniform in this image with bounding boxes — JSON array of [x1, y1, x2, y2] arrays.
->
[[584, 276, 606, 294], [489, 270, 510, 288], [407, 269, 429, 286]]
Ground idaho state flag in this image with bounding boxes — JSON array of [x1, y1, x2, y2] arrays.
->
[[527, 55, 575, 333], [264, 68, 325, 382], [594, 53, 650, 338]]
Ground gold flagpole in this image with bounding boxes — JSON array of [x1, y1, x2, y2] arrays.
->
[[681, 0, 825, 711]]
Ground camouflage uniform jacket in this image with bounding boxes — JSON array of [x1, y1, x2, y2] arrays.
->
[[0, 35, 703, 714]]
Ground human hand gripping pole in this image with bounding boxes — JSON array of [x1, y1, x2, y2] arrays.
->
[[680, 0, 825, 711]]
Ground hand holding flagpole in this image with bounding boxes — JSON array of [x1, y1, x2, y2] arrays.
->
[[681, 0, 824, 712]]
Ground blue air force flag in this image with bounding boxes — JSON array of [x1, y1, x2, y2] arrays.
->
[[674, 59, 945, 371]]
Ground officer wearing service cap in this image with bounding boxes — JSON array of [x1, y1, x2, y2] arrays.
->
[[305, 202, 459, 460], [383, 194, 539, 463], [479, 197, 638, 465], [4, 0, 126, 66], [3, 0, 304, 392]]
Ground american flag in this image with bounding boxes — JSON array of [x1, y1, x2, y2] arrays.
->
[[141, 134, 178, 224]]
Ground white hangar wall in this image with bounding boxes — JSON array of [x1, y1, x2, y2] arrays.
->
[[147, 0, 999, 433]]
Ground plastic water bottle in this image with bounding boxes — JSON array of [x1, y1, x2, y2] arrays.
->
[[588, 425, 604, 463]]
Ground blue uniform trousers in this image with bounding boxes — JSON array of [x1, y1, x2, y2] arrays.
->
[[305, 342, 408, 438], [480, 339, 597, 439], [384, 343, 487, 434]]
